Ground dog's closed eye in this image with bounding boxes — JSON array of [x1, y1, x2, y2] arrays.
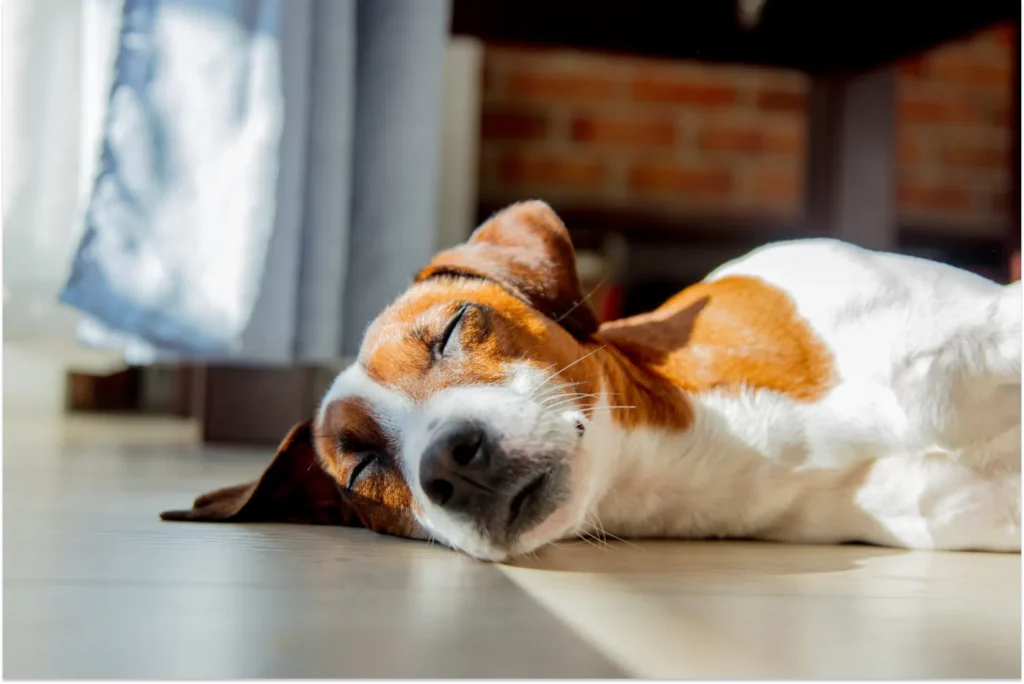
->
[[336, 431, 386, 491], [346, 452, 379, 490], [434, 303, 469, 359]]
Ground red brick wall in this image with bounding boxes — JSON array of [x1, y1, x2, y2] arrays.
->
[[479, 23, 1016, 233]]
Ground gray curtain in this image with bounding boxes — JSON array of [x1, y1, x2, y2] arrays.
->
[[60, 0, 451, 364], [246, 0, 451, 362]]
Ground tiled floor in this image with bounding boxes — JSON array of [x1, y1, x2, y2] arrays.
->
[[3, 415, 1020, 678]]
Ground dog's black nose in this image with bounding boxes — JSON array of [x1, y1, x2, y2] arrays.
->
[[419, 419, 565, 541], [419, 421, 495, 511]]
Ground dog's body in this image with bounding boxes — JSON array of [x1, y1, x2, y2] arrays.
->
[[164, 201, 1021, 561], [587, 238, 1020, 552]]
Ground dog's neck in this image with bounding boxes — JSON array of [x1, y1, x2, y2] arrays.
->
[[580, 335, 694, 431], [567, 335, 710, 535]]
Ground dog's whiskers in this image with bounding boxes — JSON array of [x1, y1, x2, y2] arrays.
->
[[540, 393, 602, 412], [529, 346, 607, 399], [588, 513, 637, 549], [578, 514, 611, 552], [537, 390, 576, 407], [576, 531, 606, 551], [579, 405, 636, 413]]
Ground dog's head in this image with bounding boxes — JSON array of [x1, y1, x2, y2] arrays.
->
[[165, 201, 615, 560]]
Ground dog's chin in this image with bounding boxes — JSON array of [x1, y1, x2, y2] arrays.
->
[[438, 501, 580, 563], [505, 499, 583, 559]]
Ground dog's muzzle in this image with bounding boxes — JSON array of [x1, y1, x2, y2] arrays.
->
[[418, 419, 568, 544]]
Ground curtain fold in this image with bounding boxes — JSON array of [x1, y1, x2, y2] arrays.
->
[[57, 0, 451, 364]]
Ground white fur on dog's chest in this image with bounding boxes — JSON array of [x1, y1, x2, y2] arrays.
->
[[586, 239, 1021, 552], [588, 387, 887, 543]]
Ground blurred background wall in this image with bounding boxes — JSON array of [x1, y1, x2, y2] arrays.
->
[[479, 26, 1015, 239]]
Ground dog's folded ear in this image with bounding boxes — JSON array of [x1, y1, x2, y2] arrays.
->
[[416, 200, 599, 339], [160, 421, 363, 527]]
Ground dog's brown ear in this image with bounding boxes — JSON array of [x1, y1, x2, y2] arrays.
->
[[160, 421, 362, 527], [417, 200, 599, 339]]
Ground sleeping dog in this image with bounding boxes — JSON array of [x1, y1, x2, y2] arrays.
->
[[163, 201, 1022, 560]]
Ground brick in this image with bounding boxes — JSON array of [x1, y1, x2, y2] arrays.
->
[[505, 72, 616, 102], [570, 115, 675, 147], [915, 92, 1008, 128], [924, 55, 1012, 87], [499, 153, 607, 189], [898, 180, 974, 213], [628, 163, 733, 196], [631, 77, 736, 106], [699, 122, 804, 155], [897, 135, 921, 164], [942, 143, 1009, 170], [899, 96, 981, 125], [748, 167, 803, 206], [755, 87, 806, 113], [480, 109, 549, 141]]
